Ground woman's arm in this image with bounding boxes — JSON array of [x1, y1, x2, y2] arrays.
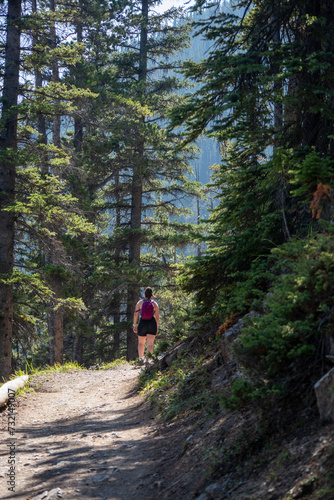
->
[[154, 302, 159, 332], [133, 300, 142, 333]]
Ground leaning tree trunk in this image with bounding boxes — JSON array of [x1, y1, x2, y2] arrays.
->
[[126, 0, 148, 361], [0, 0, 21, 381]]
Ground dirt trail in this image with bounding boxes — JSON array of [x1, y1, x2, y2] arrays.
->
[[0, 364, 174, 500]]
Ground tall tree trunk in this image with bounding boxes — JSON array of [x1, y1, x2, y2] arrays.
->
[[301, 0, 321, 149], [32, 0, 47, 169], [0, 0, 21, 381], [72, 333, 83, 365], [126, 0, 148, 361], [71, 21, 85, 364], [272, 3, 290, 240], [195, 162, 202, 256], [51, 0, 61, 152], [74, 23, 83, 153], [138, 0, 148, 83], [47, 0, 63, 365], [126, 164, 143, 359], [48, 272, 63, 364], [112, 170, 122, 358]]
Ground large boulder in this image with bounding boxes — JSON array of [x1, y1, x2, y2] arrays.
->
[[220, 311, 260, 363], [314, 367, 334, 423]]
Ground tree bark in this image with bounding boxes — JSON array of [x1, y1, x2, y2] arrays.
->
[[32, 0, 48, 170], [48, 271, 63, 365], [47, 0, 63, 365], [126, 0, 148, 361], [272, 3, 290, 240], [71, 22, 85, 364], [300, 0, 321, 149], [0, 0, 21, 381], [126, 162, 143, 360], [74, 23, 83, 153], [112, 170, 122, 358], [73, 331, 83, 364]]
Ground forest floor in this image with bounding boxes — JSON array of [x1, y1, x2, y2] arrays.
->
[[0, 362, 333, 500]]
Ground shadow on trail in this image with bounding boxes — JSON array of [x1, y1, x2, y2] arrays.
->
[[3, 368, 172, 500]]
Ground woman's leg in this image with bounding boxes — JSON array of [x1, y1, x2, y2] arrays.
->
[[146, 334, 155, 355], [138, 335, 146, 358]]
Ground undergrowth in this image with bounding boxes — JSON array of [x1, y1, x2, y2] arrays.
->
[[6, 361, 86, 396], [11, 361, 85, 379], [138, 352, 220, 421], [98, 358, 127, 370]]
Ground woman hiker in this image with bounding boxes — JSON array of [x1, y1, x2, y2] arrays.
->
[[133, 287, 159, 364]]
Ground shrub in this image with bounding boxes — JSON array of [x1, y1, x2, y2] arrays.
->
[[234, 233, 334, 391]]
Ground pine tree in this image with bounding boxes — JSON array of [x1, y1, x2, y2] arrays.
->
[[0, 0, 22, 380], [72, 0, 199, 361], [0, 0, 200, 369], [171, 0, 334, 315], [7, 0, 99, 367]]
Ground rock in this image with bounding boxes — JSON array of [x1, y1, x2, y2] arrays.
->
[[220, 311, 260, 362], [329, 333, 334, 356], [211, 361, 239, 392], [164, 344, 187, 367], [31, 489, 63, 500], [195, 494, 208, 500], [314, 367, 334, 422], [91, 473, 110, 483], [159, 337, 194, 369], [31, 491, 49, 500], [153, 480, 163, 489], [205, 482, 220, 494], [56, 461, 71, 468], [46, 489, 63, 499]]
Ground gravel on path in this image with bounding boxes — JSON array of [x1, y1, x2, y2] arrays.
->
[[0, 364, 171, 500]]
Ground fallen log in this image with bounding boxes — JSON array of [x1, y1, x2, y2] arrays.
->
[[0, 375, 29, 408]]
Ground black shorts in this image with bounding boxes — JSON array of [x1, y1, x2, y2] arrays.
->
[[137, 317, 157, 337]]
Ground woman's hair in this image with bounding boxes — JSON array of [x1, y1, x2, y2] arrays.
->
[[144, 287, 153, 299]]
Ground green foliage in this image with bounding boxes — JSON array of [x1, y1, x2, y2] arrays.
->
[[172, 0, 334, 368], [11, 166, 96, 237], [9, 360, 85, 391], [139, 353, 218, 421], [178, 144, 285, 317], [154, 281, 196, 346], [283, 147, 334, 201], [235, 233, 334, 383], [96, 358, 127, 370], [0, 0, 201, 369]]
